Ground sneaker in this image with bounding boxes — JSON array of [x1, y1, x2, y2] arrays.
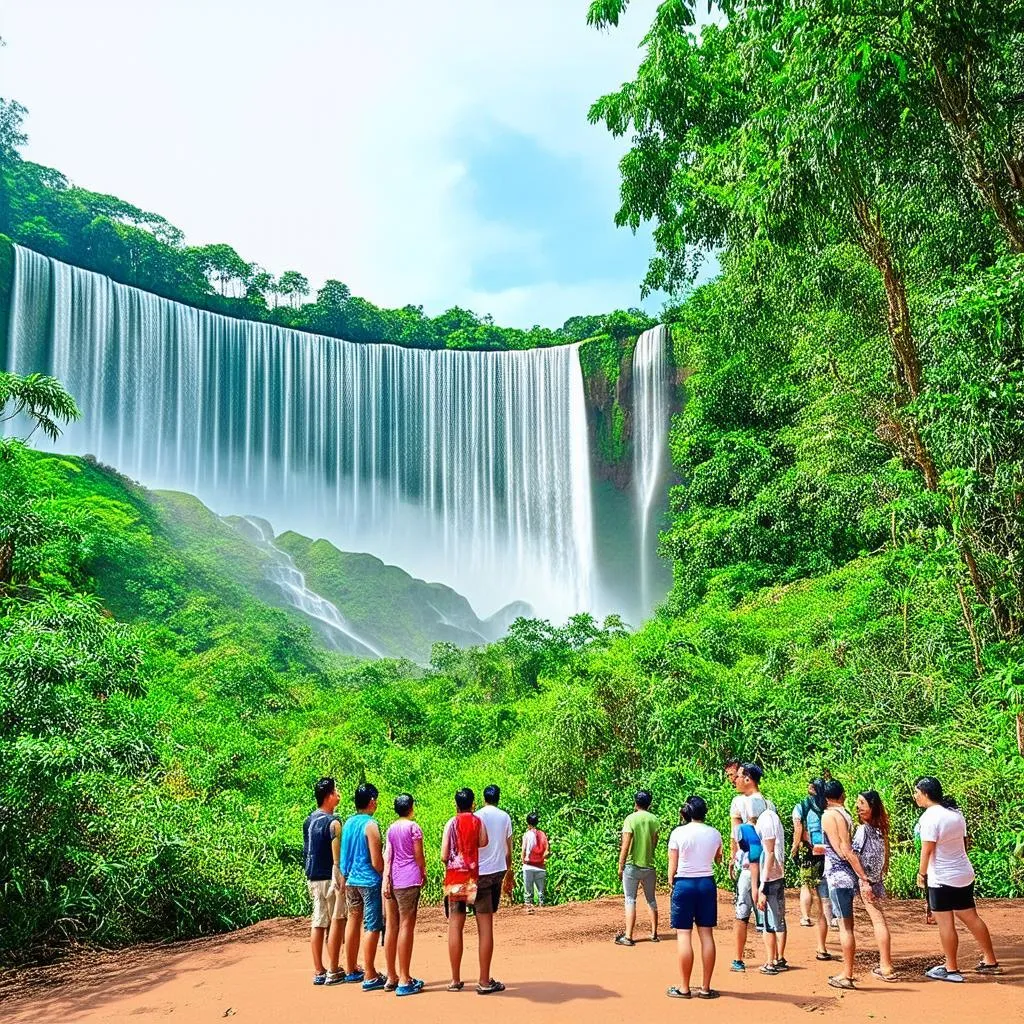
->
[[343, 970, 365, 984], [362, 974, 387, 991], [325, 970, 345, 986], [313, 972, 327, 986], [774, 958, 789, 972], [730, 960, 746, 972], [925, 965, 964, 983], [760, 964, 779, 975]]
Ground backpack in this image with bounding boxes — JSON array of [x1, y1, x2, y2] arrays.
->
[[800, 798, 825, 853], [526, 828, 549, 866]]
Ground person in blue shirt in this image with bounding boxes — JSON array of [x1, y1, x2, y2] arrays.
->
[[340, 782, 386, 989]]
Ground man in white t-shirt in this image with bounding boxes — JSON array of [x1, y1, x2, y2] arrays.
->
[[475, 785, 514, 991], [754, 802, 788, 973], [729, 763, 774, 971]]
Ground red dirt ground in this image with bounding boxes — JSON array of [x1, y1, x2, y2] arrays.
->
[[3, 893, 1022, 1023]]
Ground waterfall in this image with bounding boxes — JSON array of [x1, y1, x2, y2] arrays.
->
[[632, 324, 672, 613], [4, 245, 596, 620], [233, 516, 383, 658]]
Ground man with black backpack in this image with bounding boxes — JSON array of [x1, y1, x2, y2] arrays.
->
[[303, 776, 346, 985]]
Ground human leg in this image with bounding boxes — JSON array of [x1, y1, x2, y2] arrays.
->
[[639, 867, 659, 938], [733, 869, 753, 966], [398, 909, 418, 987], [447, 902, 467, 985], [829, 887, 856, 981], [622, 864, 640, 940], [523, 868, 535, 906], [933, 910, 959, 972], [800, 883, 812, 924], [676, 928, 694, 992], [862, 897, 894, 975], [954, 908, 998, 967], [384, 893, 400, 985], [476, 906, 495, 987], [536, 868, 547, 906], [311, 926, 327, 975], [344, 903, 364, 975]]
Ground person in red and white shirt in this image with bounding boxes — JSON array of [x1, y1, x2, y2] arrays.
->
[[521, 811, 550, 911]]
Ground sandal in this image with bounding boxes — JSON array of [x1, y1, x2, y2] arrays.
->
[[384, 978, 399, 992], [976, 962, 1002, 975], [477, 980, 506, 995], [872, 967, 898, 982], [667, 987, 691, 999], [614, 934, 636, 947], [696, 989, 720, 999], [828, 975, 855, 990], [816, 951, 834, 961], [447, 981, 465, 991], [799, 916, 813, 927], [650, 934, 661, 943]]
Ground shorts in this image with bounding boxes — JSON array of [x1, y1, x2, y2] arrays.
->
[[474, 871, 505, 915], [762, 878, 786, 933], [307, 879, 346, 930], [671, 876, 717, 930], [735, 868, 755, 921], [346, 882, 384, 932], [798, 854, 825, 890], [623, 864, 657, 908], [387, 885, 422, 916], [828, 884, 855, 921], [928, 882, 975, 913]]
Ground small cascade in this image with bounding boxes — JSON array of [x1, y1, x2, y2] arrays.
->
[[234, 516, 383, 658], [631, 324, 672, 614]]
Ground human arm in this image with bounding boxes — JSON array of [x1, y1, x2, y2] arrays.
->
[[382, 835, 393, 899], [413, 835, 427, 886], [918, 840, 936, 889], [823, 809, 873, 900], [618, 831, 633, 878], [503, 826, 515, 894], [331, 819, 344, 892], [729, 805, 742, 879], [667, 844, 679, 882], [367, 820, 384, 875], [755, 836, 776, 910], [478, 821, 489, 849], [791, 811, 805, 860], [441, 820, 451, 865]]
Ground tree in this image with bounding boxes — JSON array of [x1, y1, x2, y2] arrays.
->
[[277, 270, 309, 308], [0, 372, 79, 445], [316, 278, 351, 307]]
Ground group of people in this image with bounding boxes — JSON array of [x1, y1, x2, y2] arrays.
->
[[301, 762, 1003, 1001], [615, 760, 1003, 998], [301, 779, 548, 996]]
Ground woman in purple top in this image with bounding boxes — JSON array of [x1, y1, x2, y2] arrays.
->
[[382, 793, 427, 996]]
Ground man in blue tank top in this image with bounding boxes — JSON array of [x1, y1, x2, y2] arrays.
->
[[340, 782, 386, 989], [302, 777, 344, 985]]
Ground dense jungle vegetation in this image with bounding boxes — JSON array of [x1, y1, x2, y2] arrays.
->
[[2, 0, 1024, 964]]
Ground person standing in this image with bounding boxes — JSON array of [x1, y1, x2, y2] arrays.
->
[[303, 777, 345, 986], [616, 789, 660, 946], [340, 782, 386, 989], [821, 780, 873, 991], [791, 778, 832, 960], [666, 796, 722, 1000], [852, 790, 897, 981], [730, 763, 770, 971], [521, 811, 549, 911], [914, 776, 1001, 982], [475, 785, 514, 992], [754, 795, 788, 975], [441, 788, 494, 993], [382, 793, 426, 996]]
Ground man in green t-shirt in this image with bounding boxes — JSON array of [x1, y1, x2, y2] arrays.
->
[[615, 790, 660, 946]]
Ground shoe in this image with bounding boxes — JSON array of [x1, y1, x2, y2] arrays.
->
[[760, 963, 779, 975], [730, 960, 745, 972], [343, 970, 365, 984], [362, 974, 387, 991], [830, 919, 839, 930], [396, 980, 425, 997], [325, 970, 345, 985], [774, 958, 789, 972], [925, 965, 964, 983], [799, 917, 813, 927], [313, 972, 327, 986], [976, 962, 1002, 975]]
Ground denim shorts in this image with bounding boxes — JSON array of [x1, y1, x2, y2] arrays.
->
[[828, 884, 855, 921], [762, 878, 786, 933], [671, 876, 717, 930], [346, 883, 384, 932], [623, 864, 657, 907]]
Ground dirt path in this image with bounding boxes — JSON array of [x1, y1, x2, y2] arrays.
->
[[3, 894, 1022, 1022]]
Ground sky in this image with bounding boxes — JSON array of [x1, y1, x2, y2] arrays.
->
[[0, 0, 685, 329]]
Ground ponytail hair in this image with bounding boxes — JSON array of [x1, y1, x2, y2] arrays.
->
[[681, 795, 708, 823], [858, 790, 890, 837], [914, 776, 958, 810]]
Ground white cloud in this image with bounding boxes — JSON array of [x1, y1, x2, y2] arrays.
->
[[0, 0, 663, 326]]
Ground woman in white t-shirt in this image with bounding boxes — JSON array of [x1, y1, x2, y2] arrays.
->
[[666, 796, 723, 1001], [914, 776, 1001, 982]]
